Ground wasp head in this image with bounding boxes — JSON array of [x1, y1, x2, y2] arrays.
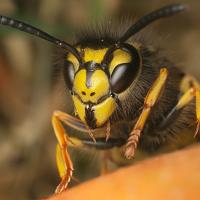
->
[[63, 44, 141, 129]]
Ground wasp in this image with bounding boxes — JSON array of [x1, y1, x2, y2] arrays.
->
[[0, 3, 199, 194]]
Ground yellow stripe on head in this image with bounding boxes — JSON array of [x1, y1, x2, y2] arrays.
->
[[109, 49, 132, 74], [67, 52, 79, 72], [83, 48, 108, 63]]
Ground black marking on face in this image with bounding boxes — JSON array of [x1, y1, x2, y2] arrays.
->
[[85, 61, 98, 88], [81, 91, 86, 95], [85, 104, 97, 129], [86, 70, 93, 88], [90, 92, 96, 96]]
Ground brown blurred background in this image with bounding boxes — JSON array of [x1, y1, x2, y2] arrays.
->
[[0, 0, 199, 199]]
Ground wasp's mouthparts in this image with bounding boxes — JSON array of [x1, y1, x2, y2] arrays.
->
[[72, 94, 116, 129], [85, 104, 97, 129]]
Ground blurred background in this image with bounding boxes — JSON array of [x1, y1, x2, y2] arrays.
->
[[0, 0, 199, 199]]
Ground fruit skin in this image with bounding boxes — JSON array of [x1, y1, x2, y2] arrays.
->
[[45, 145, 200, 200]]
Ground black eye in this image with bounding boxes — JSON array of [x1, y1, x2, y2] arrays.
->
[[111, 63, 135, 93], [63, 60, 75, 90], [110, 45, 140, 93]]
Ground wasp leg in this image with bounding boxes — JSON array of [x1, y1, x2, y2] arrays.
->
[[158, 77, 200, 136], [54, 110, 88, 132], [52, 111, 90, 193], [195, 84, 200, 136], [52, 112, 74, 193], [158, 88, 194, 130], [55, 137, 83, 181], [55, 110, 105, 133], [52, 111, 109, 193], [125, 68, 168, 159]]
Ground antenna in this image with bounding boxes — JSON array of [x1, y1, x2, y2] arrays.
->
[[119, 4, 187, 43], [0, 15, 82, 63]]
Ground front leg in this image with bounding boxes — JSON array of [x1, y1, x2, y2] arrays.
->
[[52, 111, 109, 193], [52, 111, 92, 193], [125, 68, 168, 159], [52, 111, 75, 193]]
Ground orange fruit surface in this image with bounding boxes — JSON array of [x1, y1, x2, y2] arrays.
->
[[45, 145, 200, 200]]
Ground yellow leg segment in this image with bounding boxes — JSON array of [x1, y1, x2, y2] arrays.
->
[[195, 87, 200, 136], [174, 76, 200, 137], [56, 138, 83, 179], [52, 111, 84, 193], [175, 88, 194, 110], [125, 68, 168, 159], [52, 112, 73, 193]]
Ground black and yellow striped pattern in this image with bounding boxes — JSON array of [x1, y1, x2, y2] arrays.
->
[[68, 47, 133, 128]]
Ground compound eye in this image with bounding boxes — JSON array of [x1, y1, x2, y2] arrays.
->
[[63, 52, 79, 90], [111, 63, 134, 93], [110, 45, 140, 93], [63, 60, 75, 90]]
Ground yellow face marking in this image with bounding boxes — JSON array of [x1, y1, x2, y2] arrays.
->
[[67, 52, 79, 72], [72, 94, 116, 128], [109, 49, 132, 74], [93, 97, 116, 127], [83, 48, 108, 63], [68, 47, 120, 128], [73, 69, 109, 103], [72, 95, 86, 123]]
